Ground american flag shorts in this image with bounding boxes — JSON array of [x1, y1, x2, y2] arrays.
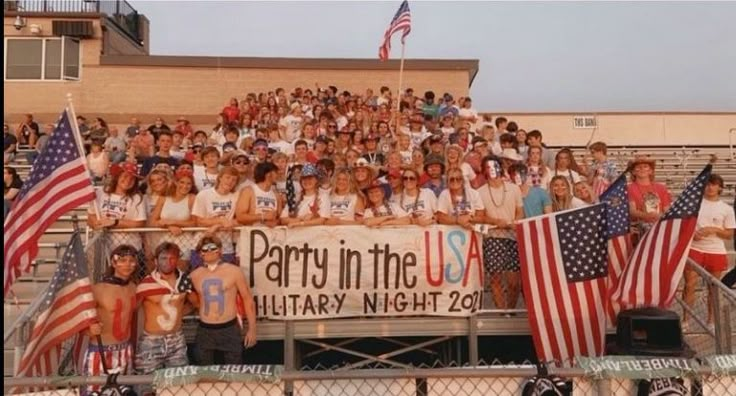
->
[[82, 341, 133, 394]]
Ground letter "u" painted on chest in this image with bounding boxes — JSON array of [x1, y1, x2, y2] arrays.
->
[[202, 278, 225, 316], [112, 296, 135, 340]]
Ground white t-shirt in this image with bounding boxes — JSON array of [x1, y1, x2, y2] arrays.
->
[[91, 189, 146, 222], [691, 198, 736, 254], [191, 188, 238, 254], [279, 115, 303, 143], [399, 150, 413, 165], [391, 189, 437, 220], [193, 165, 218, 192], [571, 197, 589, 209], [363, 202, 408, 218], [436, 188, 484, 217], [269, 140, 294, 156], [280, 192, 330, 220], [329, 193, 361, 220], [552, 169, 582, 185]]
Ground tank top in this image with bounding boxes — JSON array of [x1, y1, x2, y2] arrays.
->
[[160, 196, 191, 221], [87, 153, 107, 177], [252, 184, 278, 215]]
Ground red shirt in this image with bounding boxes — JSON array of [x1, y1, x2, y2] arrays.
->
[[221, 106, 241, 125], [628, 182, 672, 221]]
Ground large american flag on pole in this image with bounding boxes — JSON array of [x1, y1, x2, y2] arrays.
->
[[3, 107, 95, 297], [611, 165, 711, 310], [517, 204, 609, 365], [378, 0, 412, 61], [599, 173, 632, 326], [15, 231, 97, 377]]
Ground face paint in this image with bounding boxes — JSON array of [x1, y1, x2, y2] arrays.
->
[[513, 168, 528, 186], [156, 251, 178, 275], [485, 160, 502, 180]]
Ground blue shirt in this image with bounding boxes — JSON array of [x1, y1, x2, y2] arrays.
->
[[522, 186, 551, 218]]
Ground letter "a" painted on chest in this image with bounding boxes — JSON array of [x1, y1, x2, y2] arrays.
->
[[202, 278, 225, 316]]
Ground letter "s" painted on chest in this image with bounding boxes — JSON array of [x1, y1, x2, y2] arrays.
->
[[156, 294, 178, 330]]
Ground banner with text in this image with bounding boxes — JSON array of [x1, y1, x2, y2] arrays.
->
[[239, 225, 484, 319]]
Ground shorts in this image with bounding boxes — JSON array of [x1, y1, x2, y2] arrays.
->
[[483, 237, 520, 273], [134, 331, 188, 374], [82, 341, 133, 395], [688, 249, 728, 273], [195, 319, 242, 352]]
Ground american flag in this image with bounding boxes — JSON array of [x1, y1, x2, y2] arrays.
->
[[612, 165, 711, 310], [15, 231, 98, 377], [516, 204, 609, 365], [3, 107, 95, 297], [378, 0, 412, 61], [599, 173, 632, 326]]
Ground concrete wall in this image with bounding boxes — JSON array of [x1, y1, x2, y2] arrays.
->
[[4, 65, 470, 124], [498, 113, 735, 146]]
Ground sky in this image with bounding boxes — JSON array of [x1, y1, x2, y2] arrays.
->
[[130, 1, 736, 112]]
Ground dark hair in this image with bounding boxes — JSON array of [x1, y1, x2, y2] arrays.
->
[[154, 242, 181, 258], [589, 141, 608, 154], [294, 139, 308, 149], [495, 117, 508, 128], [380, 86, 390, 94], [526, 130, 543, 140], [4, 167, 22, 190], [196, 235, 222, 252], [506, 121, 518, 133], [254, 162, 278, 183], [226, 126, 240, 136], [157, 130, 173, 139], [96, 117, 108, 128], [499, 133, 517, 145], [316, 158, 335, 176], [424, 91, 435, 100]]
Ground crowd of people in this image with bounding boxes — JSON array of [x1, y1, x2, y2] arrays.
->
[[3, 85, 734, 387]]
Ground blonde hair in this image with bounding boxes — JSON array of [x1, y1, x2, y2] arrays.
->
[[331, 168, 357, 195], [549, 175, 573, 212], [215, 166, 240, 192]]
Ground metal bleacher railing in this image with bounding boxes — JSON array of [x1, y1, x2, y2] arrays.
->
[[3, 145, 736, 394], [4, 0, 142, 44]]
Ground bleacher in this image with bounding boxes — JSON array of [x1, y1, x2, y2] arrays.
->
[[4, 145, 735, 376]]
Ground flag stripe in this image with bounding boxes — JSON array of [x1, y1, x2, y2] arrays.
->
[[519, 203, 609, 365], [378, 1, 411, 61], [613, 165, 711, 311]]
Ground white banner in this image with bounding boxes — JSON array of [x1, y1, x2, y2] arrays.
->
[[239, 225, 485, 319]]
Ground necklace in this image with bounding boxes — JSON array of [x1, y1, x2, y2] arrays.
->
[[488, 183, 507, 208]]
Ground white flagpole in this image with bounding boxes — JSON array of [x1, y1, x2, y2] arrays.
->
[[394, 42, 407, 136], [65, 93, 101, 219]]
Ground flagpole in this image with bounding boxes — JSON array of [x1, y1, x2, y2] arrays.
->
[[394, 42, 406, 136], [65, 93, 101, 220]]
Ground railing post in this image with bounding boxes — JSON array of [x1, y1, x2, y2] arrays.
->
[[710, 284, 723, 354], [13, 321, 28, 376], [468, 315, 478, 365], [596, 378, 612, 396], [722, 306, 732, 353], [284, 321, 295, 396]]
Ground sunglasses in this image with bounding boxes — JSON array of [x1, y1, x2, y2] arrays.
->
[[200, 243, 220, 253], [448, 177, 463, 183], [402, 176, 417, 181], [328, 125, 337, 128]]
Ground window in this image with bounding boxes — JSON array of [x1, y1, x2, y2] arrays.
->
[[4, 37, 81, 81]]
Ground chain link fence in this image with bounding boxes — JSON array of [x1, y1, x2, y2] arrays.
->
[[5, 364, 736, 396], [85, 228, 229, 283]]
